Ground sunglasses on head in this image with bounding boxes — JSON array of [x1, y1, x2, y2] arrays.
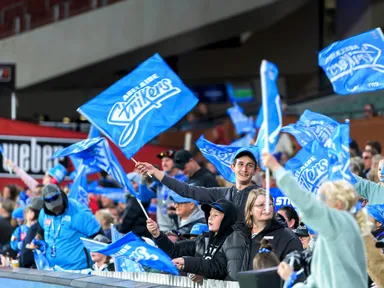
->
[[44, 192, 60, 203]]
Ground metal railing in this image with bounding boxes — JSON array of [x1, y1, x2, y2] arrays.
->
[[92, 271, 240, 288]]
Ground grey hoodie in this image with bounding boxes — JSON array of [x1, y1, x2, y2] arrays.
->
[[177, 206, 206, 235]]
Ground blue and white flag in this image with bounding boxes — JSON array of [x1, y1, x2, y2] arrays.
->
[[52, 137, 137, 198], [255, 60, 282, 169], [270, 187, 294, 211], [281, 110, 339, 147], [324, 121, 356, 184], [138, 184, 156, 203], [230, 133, 254, 147], [88, 125, 101, 139], [319, 28, 384, 95], [227, 104, 254, 135], [69, 155, 100, 176], [78, 53, 199, 159], [81, 232, 178, 275], [68, 165, 88, 207], [196, 135, 239, 183], [88, 186, 127, 203], [285, 143, 329, 194], [111, 225, 144, 272], [366, 204, 384, 225]]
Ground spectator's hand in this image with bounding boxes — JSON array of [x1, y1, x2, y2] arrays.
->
[[277, 261, 294, 281], [262, 151, 282, 172], [136, 162, 156, 176], [172, 257, 185, 271], [189, 274, 204, 283], [146, 218, 160, 238], [26, 243, 38, 250], [4, 158, 13, 167]]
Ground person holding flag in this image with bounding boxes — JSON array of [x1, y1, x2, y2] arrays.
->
[[136, 146, 259, 220], [262, 151, 368, 288]]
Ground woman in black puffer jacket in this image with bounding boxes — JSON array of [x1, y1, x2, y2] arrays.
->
[[220, 188, 303, 280], [146, 198, 237, 280]]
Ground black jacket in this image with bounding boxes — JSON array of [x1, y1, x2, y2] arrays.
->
[[161, 175, 259, 220], [187, 167, 218, 187], [20, 222, 40, 268], [154, 199, 237, 279], [222, 216, 303, 280], [118, 196, 152, 238]]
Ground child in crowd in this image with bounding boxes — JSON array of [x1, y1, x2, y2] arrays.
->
[[95, 209, 114, 241], [90, 234, 115, 272], [252, 239, 280, 270]]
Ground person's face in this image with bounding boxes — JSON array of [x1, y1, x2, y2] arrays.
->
[[277, 210, 295, 230], [362, 151, 373, 170], [231, 156, 256, 184], [90, 252, 107, 263], [42, 174, 52, 185], [364, 105, 373, 118], [50, 204, 64, 215], [299, 235, 310, 249], [251, 195, 274, 222], [208, 208, 225, 233], [175, 202, 195, 219], [161, 157, 174, 173], [26, 208, 35, 222], [101, 196, 114, 208], [377, 161, 384, 182], [2, 187, 10, 199], [108, 207, 119, 224], [182, 160, 194, 178]]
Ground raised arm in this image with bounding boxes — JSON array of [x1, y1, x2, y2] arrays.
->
[[6, 158, 39, 192], [353, 175, 384, 204], [136, 162, 225, 203]]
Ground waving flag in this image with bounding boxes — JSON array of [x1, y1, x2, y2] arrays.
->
[[81, 232, 178, 275], [52, 137, 137, 198], [196, 135, 239, 183], [255, 60, 282, 169], [88, 125, 101, 138], [138, 184, 156, 203], [78, 53, 198, 159], [281, 110, 339, 147], [111, 225, 144, 272], [319, 28, 384, 95], [324, 121, 356, 184], [366, 204, 384, 225], [227, 104, 254, 135], [68, 165, 88, 206], [230, 133, 254, 147]]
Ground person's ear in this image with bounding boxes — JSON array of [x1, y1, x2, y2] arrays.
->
[[230, 163, 236, 172]]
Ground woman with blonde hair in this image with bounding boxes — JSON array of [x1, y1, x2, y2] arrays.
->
[[262, 152, 368, 288], [221, 188, 302, 276]]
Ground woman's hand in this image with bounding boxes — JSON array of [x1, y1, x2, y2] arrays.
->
[[146, 218, 160, 238], [172, 257, 185, 271], [262, 151, 282, 172], [277, 261, 294, 281]]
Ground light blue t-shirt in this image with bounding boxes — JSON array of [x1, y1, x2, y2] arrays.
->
[[38, 198, 101, 270]]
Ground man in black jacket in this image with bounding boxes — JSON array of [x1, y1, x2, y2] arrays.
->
[[137, 147, 260, 220], [173, 149, 218, 187]]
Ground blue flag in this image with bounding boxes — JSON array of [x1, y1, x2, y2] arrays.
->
[[0, 145, 3, 155], [196, 135, 239, 183], [281, 110, 339, 147], [226, 83, 253, 102], [77, 53, 199, 159], [111, 225, 144, 272], [88, 186, 127, 203], [52, 137, 137, 198], [366, 204, 384, 225], [255, 60, 282, 169], [227, 104, 254, 135], [323, 121, 356, 184], [68, 165, 88, 207], [81, 232, 178, 275], [285, 143, 329, 193], [230, 133, 254, 147], [88, 125, 101, 138], [319, 28, 384, 95], [270, 187, 295, 212], [138, 184, 156, 203]]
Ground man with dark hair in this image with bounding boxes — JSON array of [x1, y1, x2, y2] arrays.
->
[[136, 147, 260, 220], [278, 206, 299, 230], [366, 141, 382, 155], [173, 149, 218, 187]]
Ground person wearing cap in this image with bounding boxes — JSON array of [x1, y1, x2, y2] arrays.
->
[[118, 172, 152, 239], [90, 234, 115, 272], [37, 184, 102, 270], [183, 223, 209, 240], [42, 164, 68, 185], [173, 149, 218, 187], [293, 223, 311, 250], [168, 192, 206, 236], [146, 198, 238, 281], [19, 197, 45, 268], [136, 147, 260, 220], [149, 149, 188, 232], [10, 198, 43, 253], [366, 204, 384, 243]]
